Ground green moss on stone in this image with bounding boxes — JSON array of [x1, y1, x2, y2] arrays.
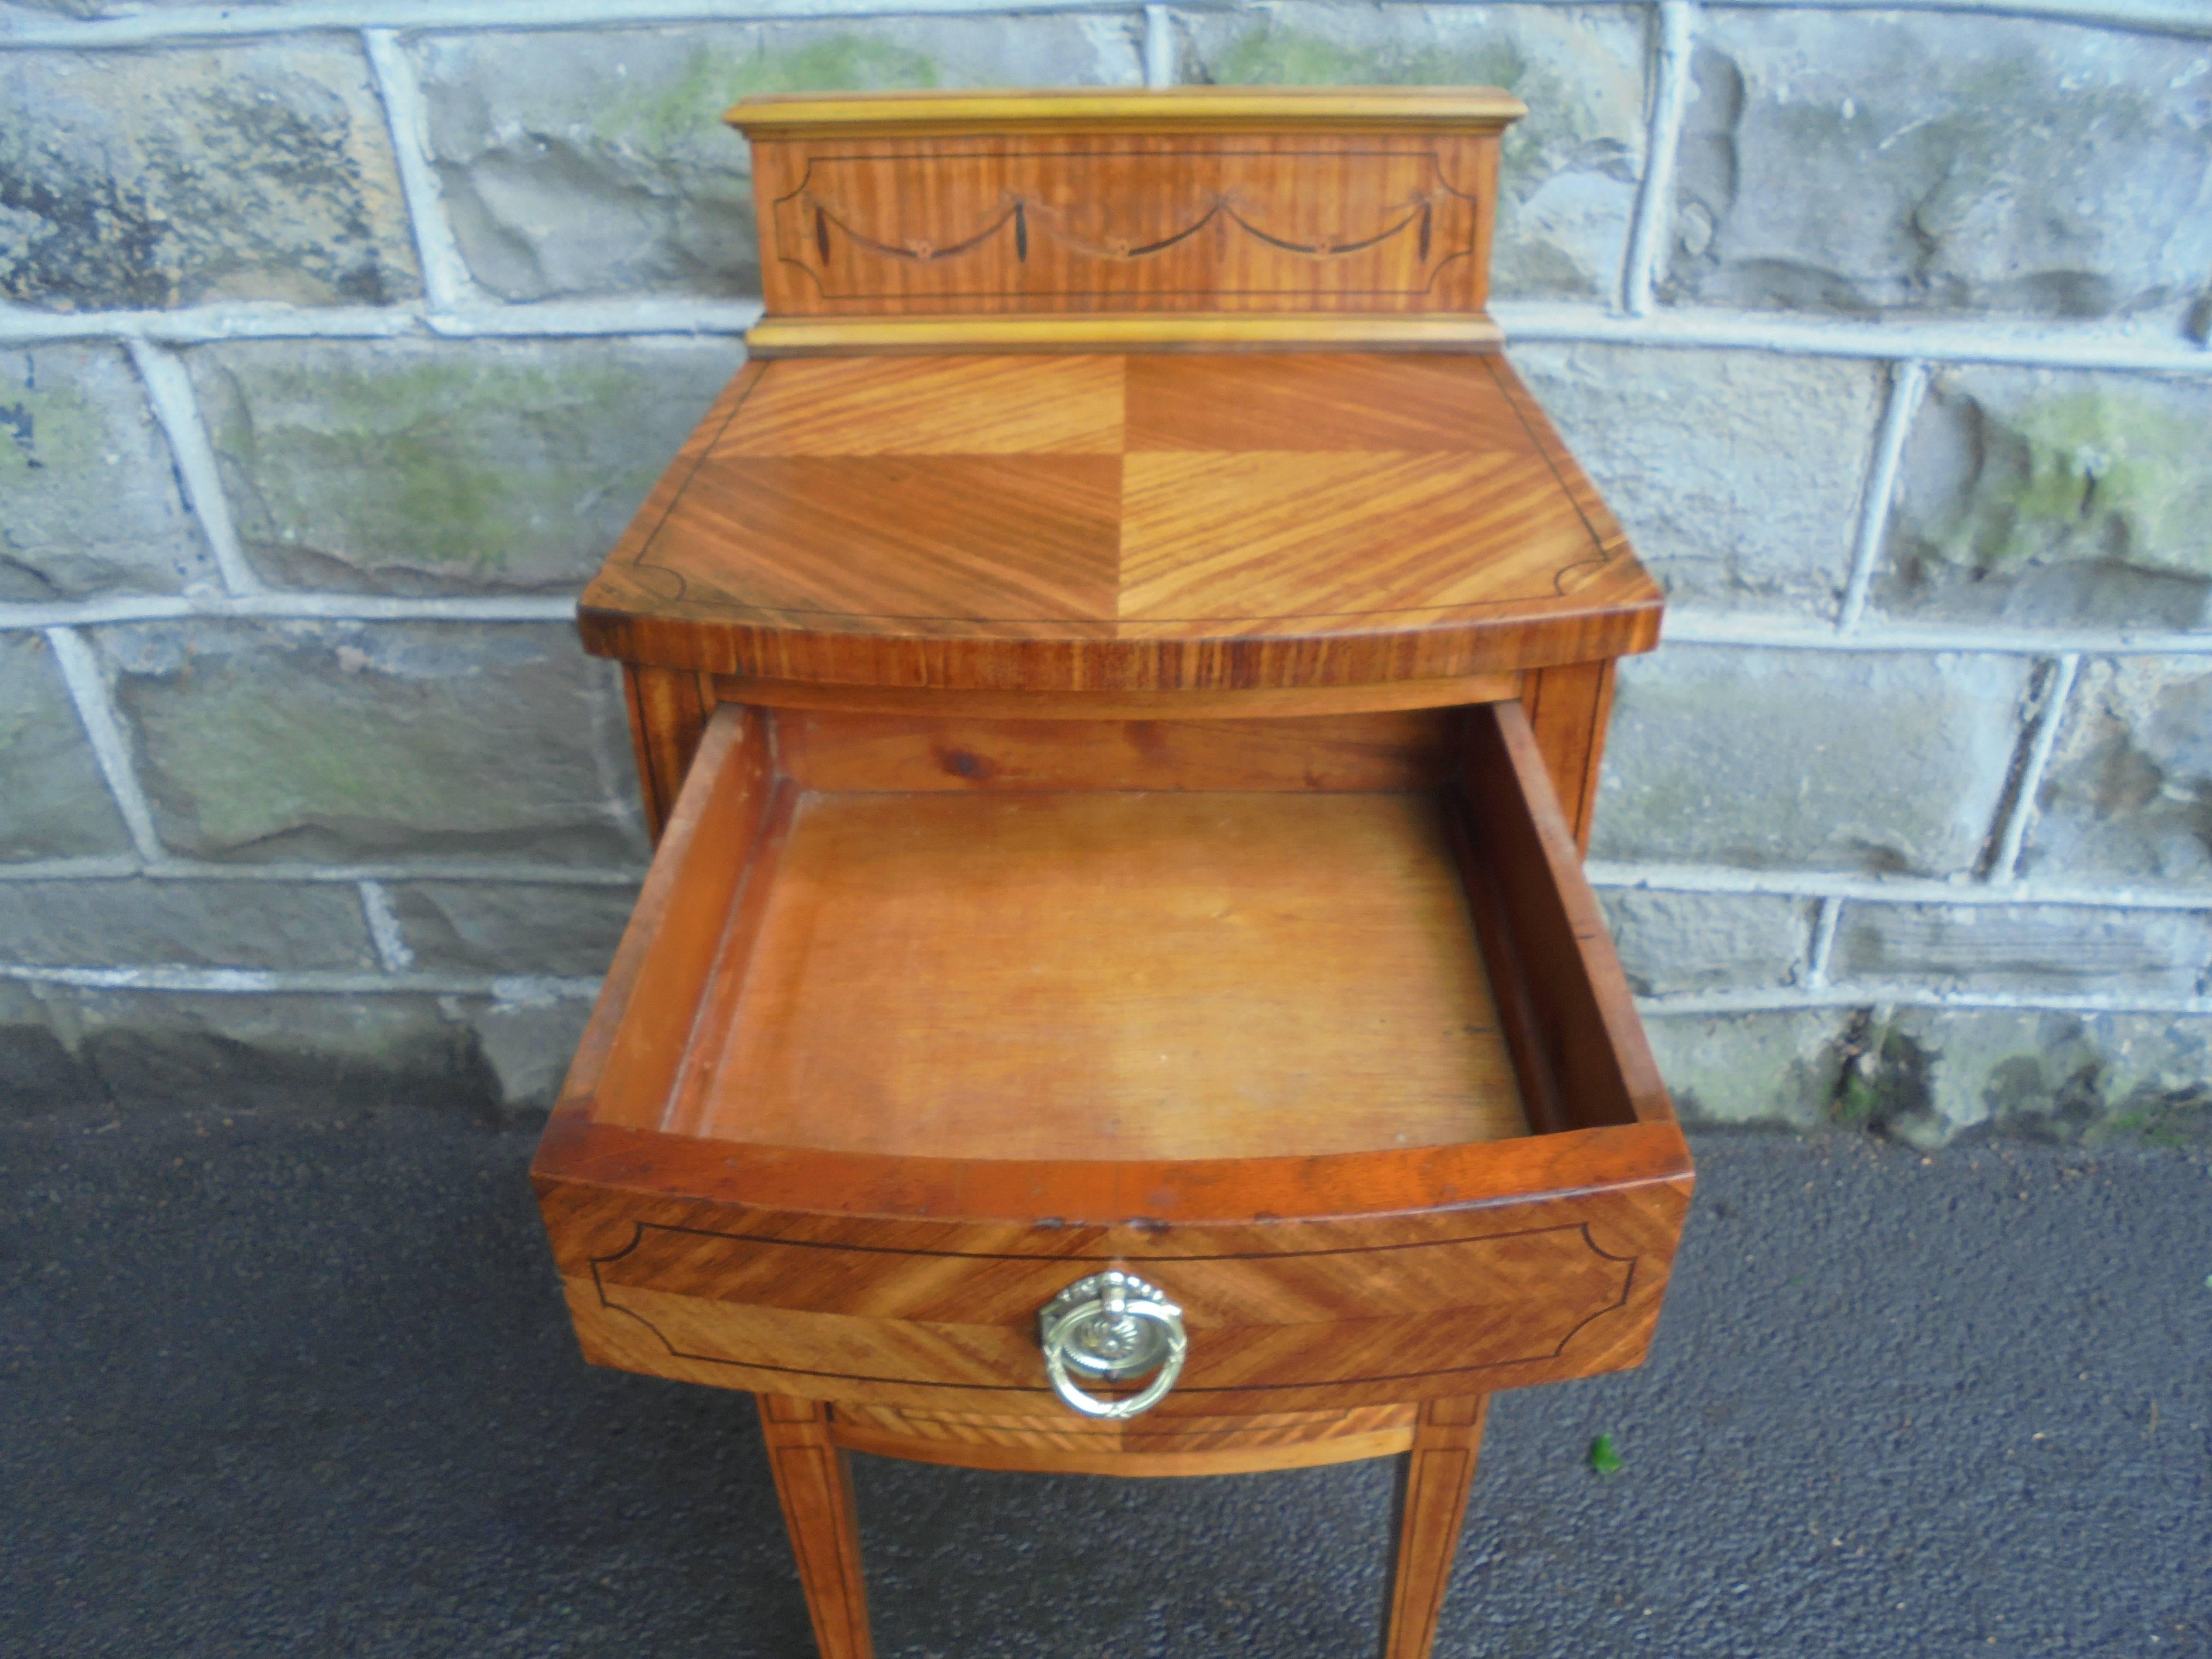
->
[[2095, 1094, 2211, 1149], [122, 638, 596, 857], [219, 356, 660, 574], [1937, 389, 2212, 580], [598, 36, 939, 153], [1828, 1016, 1934, 1132], [1211, 24, 1522, 93], [1209, 25, 1565, 188], [144, 674, 411, 847]]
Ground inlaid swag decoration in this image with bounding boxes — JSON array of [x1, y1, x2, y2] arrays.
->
[[797, 179, 1450, 271], [758, 144, 1493, 313]]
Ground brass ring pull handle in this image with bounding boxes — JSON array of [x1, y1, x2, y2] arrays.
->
[[1037, 1270, 1188, 1420]]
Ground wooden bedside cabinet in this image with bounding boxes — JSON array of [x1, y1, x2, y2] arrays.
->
[[532, 88, 1692, 1659]]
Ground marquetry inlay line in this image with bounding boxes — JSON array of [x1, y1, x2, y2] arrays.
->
[[795, 176, 1456, 259], [774, 151, 1478, 300]]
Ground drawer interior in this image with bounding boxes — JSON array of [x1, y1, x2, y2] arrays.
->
[[678, 787, 1523, 1159], [573, 701, 1662, 1161]]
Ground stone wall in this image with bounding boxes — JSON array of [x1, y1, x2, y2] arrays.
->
[[1, 0, 2206, 1142]]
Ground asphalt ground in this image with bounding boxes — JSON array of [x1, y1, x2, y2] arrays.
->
[[3, 1106, 2206, 1659]]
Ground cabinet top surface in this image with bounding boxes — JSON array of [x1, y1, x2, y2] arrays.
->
[[727, 85, 1527, 135], [580, 351, 1662, 691]]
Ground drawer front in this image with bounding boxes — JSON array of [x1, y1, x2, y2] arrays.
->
[[539, 1169, 1688, 1416], [535, 695, 1692, 1417]]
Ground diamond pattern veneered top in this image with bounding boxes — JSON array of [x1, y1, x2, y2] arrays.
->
[[578, 352, 1662, 693]]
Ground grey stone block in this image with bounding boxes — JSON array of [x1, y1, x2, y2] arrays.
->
[[0, 878, 378, 970], [36, 987, 501, 1116], [1179, 3, 1647, 302], [385, 880, 639, 978], [1512, 343, 1882, 614], [1642, 1009, 1852, 1127], [1849, 1007, 2211, 1147], [1595, 887, 1812, 996], [1662, 12, 2212, 324], [0, 343, 216, 601], [9, 978, 590, 1120], [410, 17, 1139, 303], [97, 620, 648, 867], [461, 991, 595, 1119], [0, 0, 289, 14], [0, 42, 421, 311], [2018, 657, 2212, 892], [1875, 366, 2212, 632], [188, 337, 741, 595], [1835, 901, 2210, 997], [1591, 646, 2033, 878], [0, 630, 129, 862]]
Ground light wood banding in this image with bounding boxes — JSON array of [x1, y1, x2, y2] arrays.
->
[[728, 88, 1530, 135], [825, 1402, 1420, 1477], [743, 314, 1508, 356]]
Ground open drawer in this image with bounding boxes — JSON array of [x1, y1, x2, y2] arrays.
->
[[532, 696, 1692, 1428]]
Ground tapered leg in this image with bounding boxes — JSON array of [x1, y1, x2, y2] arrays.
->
[[1380, 1395, 1490, 1659], [758, 1396, 874, 1659]]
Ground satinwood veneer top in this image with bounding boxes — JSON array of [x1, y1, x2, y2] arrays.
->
[[578, 351, 1662, 693]]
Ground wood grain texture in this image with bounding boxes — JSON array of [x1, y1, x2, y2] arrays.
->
[[532, 696, 1690, 1416], [656, 778, 799, 1142], [729, 91, 1518, 356], [707, 671, 1522, 720], [722, 352, 1124, 454], [678, 789, 1522, 1158], [556, 1198, 1656, 1408], [621, 664, 711, 839], [541, 1193, 1688, 1422], [728, 88, 1528, 135], [578, 353, 1660, 691], [559, 704, 772, 1131], [1522, 658, 1617, 854], [758, 1397, 872, 1659], [1459, 699, 1672, 1132], [539, 1108, 1688, 1234], [768, 708, 1455, 794], [1450, 796, 1569, 1139], [743, 313, 1507, 356], [744, 128, 1504, 320], [548, 85, 1680, 1655], [826, 1402, 1418, 1476], [539, 1129, 1689, 1411], [1382, 1396, 1489, 1659]]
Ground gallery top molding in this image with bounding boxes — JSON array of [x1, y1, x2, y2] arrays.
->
[[724, 87, 1529, 140]]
